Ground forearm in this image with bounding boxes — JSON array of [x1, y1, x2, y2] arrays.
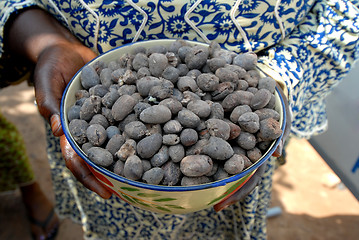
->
[[6, 8, 83, 63]]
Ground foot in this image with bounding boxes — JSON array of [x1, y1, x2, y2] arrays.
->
[[20, 182, 60, 240]]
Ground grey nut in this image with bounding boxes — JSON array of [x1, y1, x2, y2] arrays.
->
[[161, 161, 181, 186], [185, 45, 209, 70], [142, 167, 164, 185], [80, 96, 102, 121], [247, 147, 263, 163], [89, 114, 109, 129], [258, 76, 276, 93], [67, 105, 81, 122], [136, 76, 162, 97], [202, 136, 234, 160], [196, 73, 220, 92], [250, 89, 272, 110], [236, 132, 256, 150], [105, 134, 125, 156], [237, 112, 260, 133], [180, 155, 213, 177], [213, 167, 230, 181], [187, 100, 211, 118], [137, 133, 163, 159], [205, 119, 231, 140], [230, 105, 252, 123], [113, 160, 124, 176], [163, 120, 183, 134], [233, 52, 257, 70], [148, 53, 168, 77], [132, 52, 149, 71], [124, 121, 147, 140], [177, 109, 201, 128], [209, 102, 224, 120], [224, 154, 245, 175], [159, 98, 183, 115], [87, 147, 113, 167], [168, 144, 185, 163], [80, 65, 100, 89], [69, 119, 89, 145], [86, 124, 107, 146], [124, 155, 144, 180], [139, 105, 172, 124], [254, 108, 280, 121], [180, 128, 198, 147], [162, 134, 180, 146], [116, 139, 136, 161], [150, 146, 169, 167], [177, 76, 199, 92], [111, 95, 137, 121], [221, 91, 253, 112], [258, 118, 282, 141]]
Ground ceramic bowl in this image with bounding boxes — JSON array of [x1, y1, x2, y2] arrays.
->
[[61, 39, 286, 214]]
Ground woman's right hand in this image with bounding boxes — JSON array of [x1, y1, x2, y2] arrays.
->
[[7, 8, 112, 199], [34, 42, 112, 199], [60, 135, 112, 198]]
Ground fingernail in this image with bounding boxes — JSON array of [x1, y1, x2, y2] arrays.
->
[[272, 142, 283, 157], [50, 114, 63, 136]]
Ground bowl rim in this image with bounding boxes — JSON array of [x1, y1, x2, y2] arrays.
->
[[60, 39, 286, 192]]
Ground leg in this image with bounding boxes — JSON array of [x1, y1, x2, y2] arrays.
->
[[0, 112, 59, 239], [20, 182, 59, 240]]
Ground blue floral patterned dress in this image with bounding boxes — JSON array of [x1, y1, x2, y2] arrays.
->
[[1, 0, 358, 239]]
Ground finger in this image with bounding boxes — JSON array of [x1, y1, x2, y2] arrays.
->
[[214, 162, 267, 212], [35, 85, 63, 123], [272, 140, 283, 157], [60, 135, 112, 199], [272, 82, 291, 158], [66, 154, 112, 199], [276, 82, 291, 137]]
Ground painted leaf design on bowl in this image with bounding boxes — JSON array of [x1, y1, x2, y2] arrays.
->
[[164, 204, 185, 209], [137, 193, 161, 197], [155, 206, 172, 212], [120, 186, 140, 191], [153, 198, 177, 202], [117, 190, 184, 213]]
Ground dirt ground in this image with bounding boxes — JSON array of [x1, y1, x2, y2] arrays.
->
[[1, 81, 358, 240]]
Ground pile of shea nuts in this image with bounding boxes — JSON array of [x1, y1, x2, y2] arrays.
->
[[67, 40, 282, 186]]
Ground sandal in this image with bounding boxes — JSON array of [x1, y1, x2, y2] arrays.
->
[[28, 208, 59, 240]]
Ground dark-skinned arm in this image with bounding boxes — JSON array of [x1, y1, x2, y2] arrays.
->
[[5, 8, 111, 199]]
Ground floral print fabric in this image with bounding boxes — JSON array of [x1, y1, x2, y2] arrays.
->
[[1, 0, 358, 137]]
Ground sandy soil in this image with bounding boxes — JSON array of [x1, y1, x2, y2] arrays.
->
[[0, 82, 358, 240]]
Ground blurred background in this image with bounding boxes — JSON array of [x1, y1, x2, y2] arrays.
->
[[0, 68, 358, 239]]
